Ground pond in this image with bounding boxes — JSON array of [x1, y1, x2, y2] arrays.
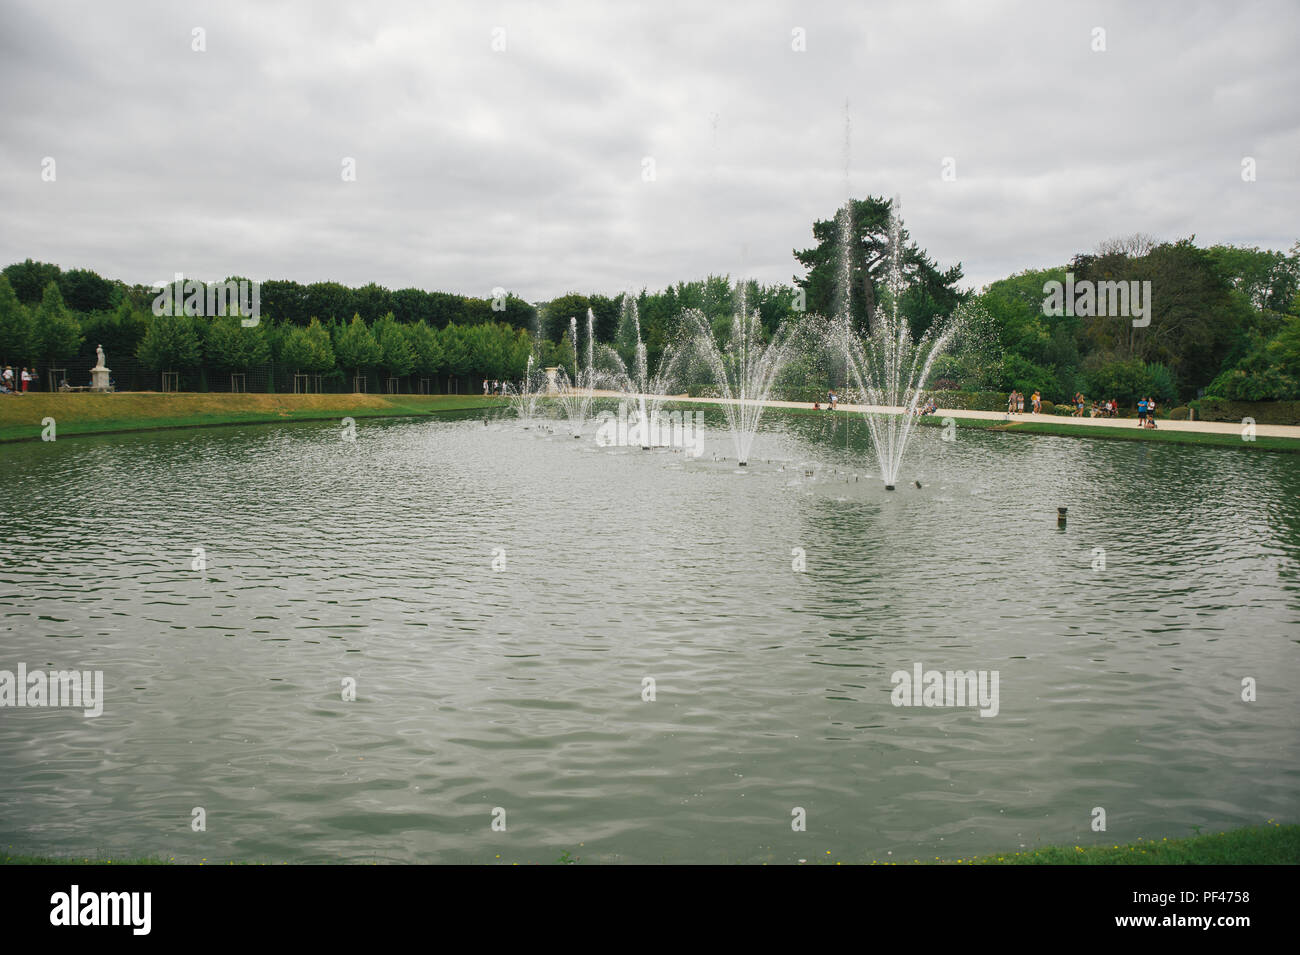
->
[[1, 405, 1297, 863]]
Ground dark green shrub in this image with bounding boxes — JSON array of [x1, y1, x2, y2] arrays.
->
[[1189, 398, 1300, 425]]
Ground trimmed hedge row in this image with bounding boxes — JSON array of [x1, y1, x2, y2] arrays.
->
[[1189, 398, 1300, 425], [775, 385, 863, 404], [775, 387, 1014, 411], [923, 391, 1009, 412]]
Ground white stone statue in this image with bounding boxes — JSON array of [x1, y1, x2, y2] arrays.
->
[[91, 344, 111, 392]]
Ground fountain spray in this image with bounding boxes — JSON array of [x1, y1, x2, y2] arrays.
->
[[832, 196, 957, 487]]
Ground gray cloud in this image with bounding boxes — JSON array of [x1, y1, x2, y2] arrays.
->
[[1, 0, 1296, 303]]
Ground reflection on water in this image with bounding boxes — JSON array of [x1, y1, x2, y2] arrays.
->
[[1, 407, 1298, 863]]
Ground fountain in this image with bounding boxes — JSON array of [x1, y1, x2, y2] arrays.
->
[[555, 312, 597, 437], [830, 197, 957, 488], [677, 283, 798, 466], [504, 354, 543, 428], [596, 296, 677, 450]]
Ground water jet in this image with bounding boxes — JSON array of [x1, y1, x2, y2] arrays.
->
[[677, 284, 798, 467], [830, 196, 958, 487]]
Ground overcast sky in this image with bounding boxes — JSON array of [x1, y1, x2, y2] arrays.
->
[[2, 0, 1297, 303]]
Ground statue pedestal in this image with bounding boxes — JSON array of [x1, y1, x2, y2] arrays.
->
[[545, 366, 559, 394], [91, 367, 111, 392]]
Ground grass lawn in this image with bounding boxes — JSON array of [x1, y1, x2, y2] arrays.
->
[[0, 392, 503, 442], [2, 853, 175, 865], [990, 419, 1300, 452], [907, 411, 1300, 452], [733, 403, 1300, 452], [920, 822, 1299, 866], [7, 394, 1298, 452], [6, 823, 1294, 865]]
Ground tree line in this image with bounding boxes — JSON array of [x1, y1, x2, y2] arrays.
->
[[3, 196, 1297, 404], [0, 284, 541, 387], [934, 238, 1300, 404], [0, 264, 809, 391]]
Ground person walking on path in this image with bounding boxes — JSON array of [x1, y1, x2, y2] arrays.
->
[[1032, 390, 1041, 414], [20, 368, 30, 392]]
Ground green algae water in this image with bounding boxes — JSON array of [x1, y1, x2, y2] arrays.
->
[[1, 407, 1297, 863]]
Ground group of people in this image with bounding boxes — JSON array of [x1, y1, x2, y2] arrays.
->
[[1007, 389, 1160, 426], [1006, 390, 1041, 414], [481, 379, 507, 395], [1136, 396, 1160, 428], [1, 365, 36, 394], [813, 390, 839, 411], [806, 388, 1164, 427]]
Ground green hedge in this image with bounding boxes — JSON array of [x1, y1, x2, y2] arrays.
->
[[685, 384, 721, 398], [777, 386, 863, 404], [1169, 406, 1190, 420], [922, 391, 1012, 412], [1189, 398, 1300, 425], [776, 387, 1013, 410]]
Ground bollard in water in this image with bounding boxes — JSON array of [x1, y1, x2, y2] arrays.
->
[[885, 484, 895, 491], [1058, 506, 1067, 526]]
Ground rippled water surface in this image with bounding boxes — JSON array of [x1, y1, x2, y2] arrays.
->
[[2, 407, 1298, 863]]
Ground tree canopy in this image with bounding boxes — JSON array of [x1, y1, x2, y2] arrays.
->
[[794, 196, 965, 341], [5, 214, 1297, 404], [32, 281, 83, 366]]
